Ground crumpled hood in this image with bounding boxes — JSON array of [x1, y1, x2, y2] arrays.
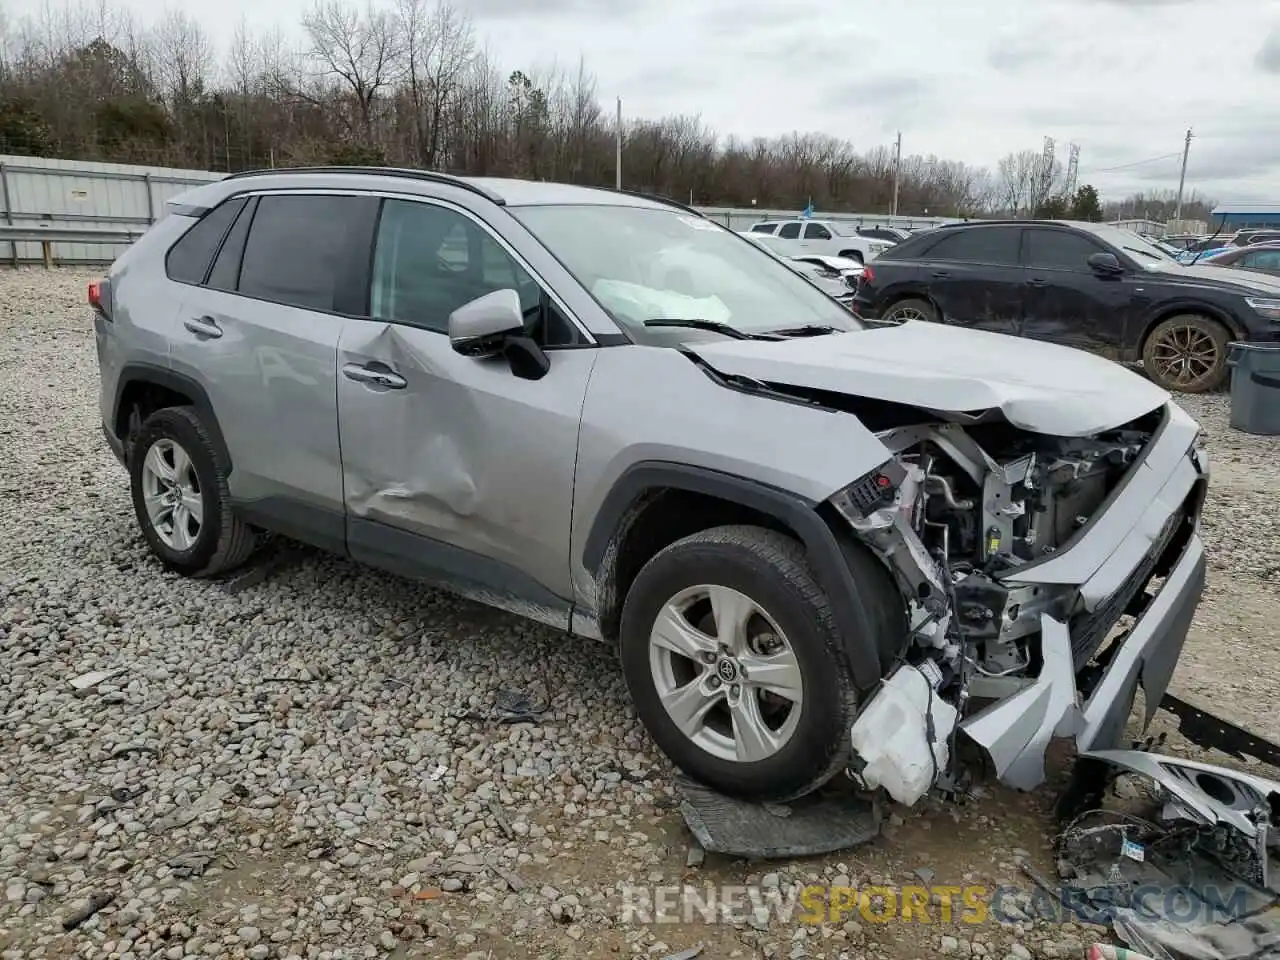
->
[[686, 322, 1170, 437]]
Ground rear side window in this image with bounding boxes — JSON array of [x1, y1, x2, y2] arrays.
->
[[238, 195, 371, 312], [923, 227, 1021, 265], [778, 222, 801, 239], [165, 197, 248, 285], [750, 223, 777, 234]]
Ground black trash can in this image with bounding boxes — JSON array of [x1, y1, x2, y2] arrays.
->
[[1226, 341, 1280, 436]]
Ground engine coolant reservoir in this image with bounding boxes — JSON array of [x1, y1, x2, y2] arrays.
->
[[849, 663, 958, 807]]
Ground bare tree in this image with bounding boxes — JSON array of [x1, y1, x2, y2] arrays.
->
[[301, 0, 403, 142], [152, 10, 211, 105]]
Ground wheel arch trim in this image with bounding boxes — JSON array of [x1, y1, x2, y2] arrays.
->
[[582, 461, 887, 691], [113, 363, 232, 473]]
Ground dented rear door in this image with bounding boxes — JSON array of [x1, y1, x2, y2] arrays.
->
[[335, 196, 597, 626]]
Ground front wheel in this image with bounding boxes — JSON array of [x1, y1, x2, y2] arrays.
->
[[618, 525, 860, 802], [1141, 314, 1230, 393]]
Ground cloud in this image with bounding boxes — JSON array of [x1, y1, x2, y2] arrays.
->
[[1257, 29, 1280, 72], [987, 33, 1047, 71]]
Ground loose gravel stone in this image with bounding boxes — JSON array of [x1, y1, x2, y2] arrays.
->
[[1, 268, 1278, 960]]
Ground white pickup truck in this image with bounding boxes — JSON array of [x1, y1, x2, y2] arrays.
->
[[740, 219, 894, 263]]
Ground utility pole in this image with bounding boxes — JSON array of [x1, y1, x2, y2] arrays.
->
[[615, 98, 623, 191], [1174, 128, 1193, 221], [891, 132, 902, 217]]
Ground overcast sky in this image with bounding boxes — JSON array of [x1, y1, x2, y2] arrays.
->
[[12, 0, 1280, 201]]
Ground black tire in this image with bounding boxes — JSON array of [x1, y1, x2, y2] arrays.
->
[[838, 249, 865, 264], [129, 406, 257, 577], [618, 525, 869, 802], [881, 297, 937, 325], [1141, 314, 1231, 393]]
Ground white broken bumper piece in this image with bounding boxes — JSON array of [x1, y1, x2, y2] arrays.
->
[[849, 662, 958, 807]]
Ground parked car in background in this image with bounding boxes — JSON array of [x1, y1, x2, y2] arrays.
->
[[744, 219, 893, 263], [856, 225, 912, 243], [852, 218, 1280, 393], [740, 235, 860, 308], [1201, 242, 1280, 277]]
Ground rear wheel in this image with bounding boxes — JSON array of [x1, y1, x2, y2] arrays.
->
[[129, 406, 257, 577], [881, 297, 937, 325], [618, 525, 862, 802], [1141, 314, 1230, 393]]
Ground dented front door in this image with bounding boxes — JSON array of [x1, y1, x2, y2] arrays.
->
[[334, 196, 597, 629]]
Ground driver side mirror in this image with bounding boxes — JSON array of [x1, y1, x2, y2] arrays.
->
[[1087, 252, 1124, 275], [448, 289, 550, 381]]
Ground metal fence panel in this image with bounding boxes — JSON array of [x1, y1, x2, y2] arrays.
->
[[0, 154, 962, 265], [0, 155, 224, 265]]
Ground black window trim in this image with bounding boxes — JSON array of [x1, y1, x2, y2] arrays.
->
[[206, 194, 258, 292], [777, 221, 802, 239], [163, 194, 250, 288], [1023, 225, 1107, 272]]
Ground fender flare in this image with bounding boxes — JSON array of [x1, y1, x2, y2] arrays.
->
[[583, 461, 887, 691], [113, 363, 233, 473], [1139, 302, 1246, 348]]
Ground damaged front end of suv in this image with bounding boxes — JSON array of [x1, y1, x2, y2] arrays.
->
[[830, 402, 1209, 806]]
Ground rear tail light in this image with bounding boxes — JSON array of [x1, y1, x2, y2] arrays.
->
[[860, 265, 875, 285], [88, 278, 112, 320]]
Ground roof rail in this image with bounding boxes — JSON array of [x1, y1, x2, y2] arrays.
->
[[608, 187, 706, 217], [220, 166, 506, 205]]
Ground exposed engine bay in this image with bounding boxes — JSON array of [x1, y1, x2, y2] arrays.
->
[[832, 408, 1189, 807]]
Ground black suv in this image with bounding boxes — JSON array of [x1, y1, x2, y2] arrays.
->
[[852, 219, 1280, 392]]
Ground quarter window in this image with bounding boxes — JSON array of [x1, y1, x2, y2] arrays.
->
[[237, 194, 368, 312], [165, 196, 247, 285]]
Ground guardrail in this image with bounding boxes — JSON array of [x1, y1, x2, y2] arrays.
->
[[0, 225, 145, 268]]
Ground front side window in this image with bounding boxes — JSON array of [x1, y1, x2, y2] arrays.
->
[[804, 223, 832, 240], [510, 204, 863, 344], [777, 222, 802, 239], [238, 195, 368, 311], [370, 198, 552, 337], [1024, 229, 1102, 271]]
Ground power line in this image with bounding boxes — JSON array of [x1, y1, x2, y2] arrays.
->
[[1081, 151, 1184, 176]]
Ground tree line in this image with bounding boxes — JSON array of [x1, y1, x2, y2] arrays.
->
[[0, 0, 1217, 222]]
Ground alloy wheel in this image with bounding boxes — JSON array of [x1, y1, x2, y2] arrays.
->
[[1148, 324, 1221, 389], [647, 584, 804, 763], [140, 438, 204, 551]]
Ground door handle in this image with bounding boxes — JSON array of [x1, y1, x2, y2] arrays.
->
[[1027, 278, 1048, 287], [183, 316, 222, 339], [931, 270, 950, 278], [342, 362, 406, 390]]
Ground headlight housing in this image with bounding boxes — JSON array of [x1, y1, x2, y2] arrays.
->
[[1245, 297, 1280, 321]]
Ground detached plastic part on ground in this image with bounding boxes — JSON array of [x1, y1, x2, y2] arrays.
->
[[1050, 746, 1280, 960], [677, 691, 1280, 960]]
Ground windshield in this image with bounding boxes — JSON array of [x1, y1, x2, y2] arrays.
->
[[510, 204, 864, 342], [1082, 224, 1174, 263]]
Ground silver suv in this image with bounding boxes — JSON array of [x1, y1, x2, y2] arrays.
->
[[92, 167, 1209, 806]]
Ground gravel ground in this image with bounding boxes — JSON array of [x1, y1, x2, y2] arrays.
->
[[2, 267, 1279, 960]]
